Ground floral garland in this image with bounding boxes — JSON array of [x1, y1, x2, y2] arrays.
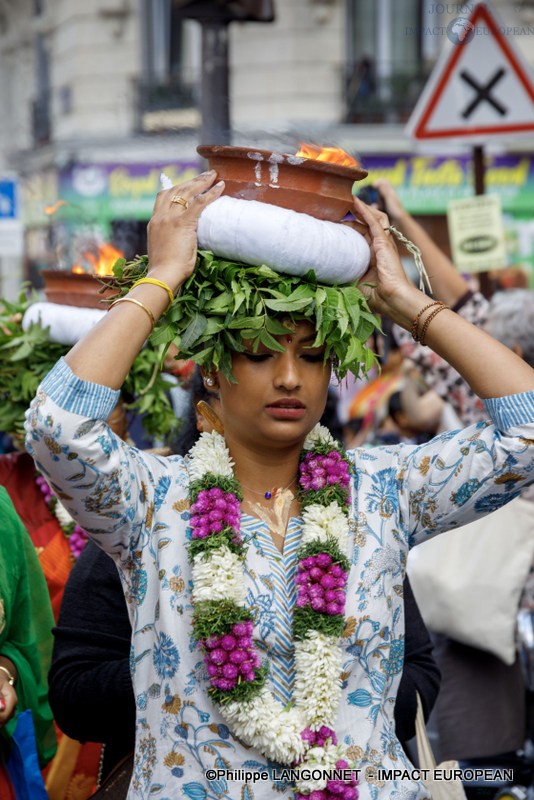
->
[[187, 424, 359, 799], [36, 475, 89, 559]]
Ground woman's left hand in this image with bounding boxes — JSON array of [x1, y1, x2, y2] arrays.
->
[[351, 197, 421, 319]]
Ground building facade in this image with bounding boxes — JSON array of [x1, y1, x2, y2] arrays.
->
[[0, 0, 532, 294]]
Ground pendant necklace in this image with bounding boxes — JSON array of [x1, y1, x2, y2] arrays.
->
[[239, 476, 297, 500]]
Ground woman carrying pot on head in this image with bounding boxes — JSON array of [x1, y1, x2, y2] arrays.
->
[[25, 170, 534, 800]]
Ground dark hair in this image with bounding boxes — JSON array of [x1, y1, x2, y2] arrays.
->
[[387, 391, 404, 425], [169, 369, 219, 456], [319, 387, 343, 442]]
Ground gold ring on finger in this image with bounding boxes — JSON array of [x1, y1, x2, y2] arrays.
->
[[170, 195, 189, 210]]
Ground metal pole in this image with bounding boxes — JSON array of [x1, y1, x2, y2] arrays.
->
[[473, 144, 485, 195], [473, 144, 493, 298], [200, 20, 231, 146]]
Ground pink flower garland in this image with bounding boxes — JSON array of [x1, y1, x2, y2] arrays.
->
[[204, 620, 262, 692], [190, 487, 242, 540], [188, 428, 359, 798], [295, 555, 348, 615], [299, 451, 350, 492]]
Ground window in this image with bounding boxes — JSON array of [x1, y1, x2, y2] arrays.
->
[[138, 0, 199, 113], [345, 0, 428, 123]]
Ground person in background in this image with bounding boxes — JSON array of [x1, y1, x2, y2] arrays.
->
[[0, 487, 56, 798], [383, 360, 462, 447]]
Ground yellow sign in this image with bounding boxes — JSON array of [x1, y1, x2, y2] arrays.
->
[[446, 194, 507, 273]]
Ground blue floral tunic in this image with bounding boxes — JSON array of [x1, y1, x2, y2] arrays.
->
[[25, 359, 534, 800]]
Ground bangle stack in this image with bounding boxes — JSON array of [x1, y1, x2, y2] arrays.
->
[[108, 296, 156, 330], [0, 664, 15, 686], [411, 301, 448, 346], [107, 277, 176, 330], [131, 277, 175, 311]]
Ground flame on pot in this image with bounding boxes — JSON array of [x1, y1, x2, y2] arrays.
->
[[295, 143, 360, 167], [72, 243, 124, 277]]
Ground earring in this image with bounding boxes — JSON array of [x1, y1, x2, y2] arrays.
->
[[196, 400, 224, 435], [204, 376, 215, 387]]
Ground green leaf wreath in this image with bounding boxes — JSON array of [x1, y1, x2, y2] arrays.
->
[[0, 290, 180, 441], [108, 251, 381, 382]]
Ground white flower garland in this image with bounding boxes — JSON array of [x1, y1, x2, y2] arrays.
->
[[293, 631, 343, 727], [191, 546, 246, 605], [188, 426, 358, 796]]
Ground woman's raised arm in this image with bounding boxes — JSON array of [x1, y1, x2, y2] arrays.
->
[[65, 171, 224, 389], [354, 197, 534, 400]]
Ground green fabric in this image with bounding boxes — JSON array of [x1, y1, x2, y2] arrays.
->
[[0, 486, 56, 766]]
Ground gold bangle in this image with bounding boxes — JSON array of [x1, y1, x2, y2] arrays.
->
[[0, 664, 15, 686], [108, 296, 156, 329], [131, 277, 175, 309]]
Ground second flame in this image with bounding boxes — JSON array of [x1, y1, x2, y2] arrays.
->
[[295, 143, 360, 167]]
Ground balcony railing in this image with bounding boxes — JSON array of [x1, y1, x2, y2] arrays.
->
[[344, 67, 430, 124], [137, 79, 196, 114]]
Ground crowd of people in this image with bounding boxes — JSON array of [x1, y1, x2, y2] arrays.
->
[[0, 168, 534, 800]]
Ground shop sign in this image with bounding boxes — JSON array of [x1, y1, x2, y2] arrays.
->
[[0, 175, 23, 256], [20, 154, 534, 223], [0, 177, 19, 220], [57, 161, 200, 223], [358, 153, 534, 215], [447, 194, 507, 272]]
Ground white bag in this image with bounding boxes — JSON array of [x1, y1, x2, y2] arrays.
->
[[408, 497, 534, 665], [415, 694, 468, 800]]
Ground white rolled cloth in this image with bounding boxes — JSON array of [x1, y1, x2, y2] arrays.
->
[[23, 302, 106, 345], [197, 196, 370, 284]]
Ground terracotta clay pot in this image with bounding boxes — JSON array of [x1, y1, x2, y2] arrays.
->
[[41, 271, 118, 309], [197, 145, 368, 222]]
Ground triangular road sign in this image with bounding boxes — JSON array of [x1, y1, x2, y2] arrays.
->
[[405, 2, 534, 141]]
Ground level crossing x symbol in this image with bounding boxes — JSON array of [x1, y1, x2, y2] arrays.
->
[[460, 68, 507, 119]]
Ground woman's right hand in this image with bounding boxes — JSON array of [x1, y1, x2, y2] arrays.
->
[[147, 170, 225, 293], [353, 197, 422, 321], [64, 171, 224, 389]]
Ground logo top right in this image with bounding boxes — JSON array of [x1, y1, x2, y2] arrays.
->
[[447, 17, 476, 45]]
